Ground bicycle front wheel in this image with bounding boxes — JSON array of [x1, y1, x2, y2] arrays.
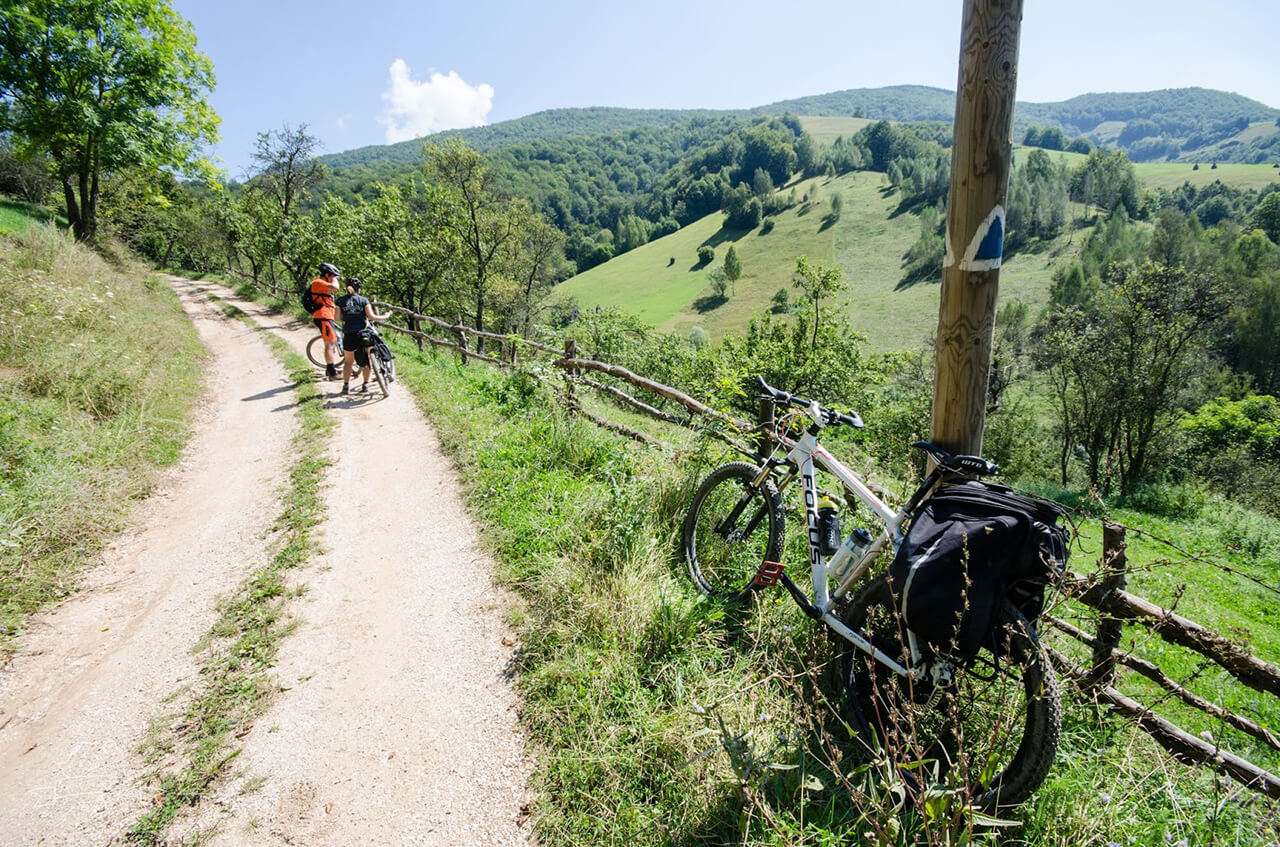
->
[[371, 357, 389, 396], [681, 462, 783, 603], [837, 574, 1060, 811], [306, 334, 326, 368]]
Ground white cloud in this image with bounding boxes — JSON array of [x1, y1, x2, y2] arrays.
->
[[379, 59, 494, 143]]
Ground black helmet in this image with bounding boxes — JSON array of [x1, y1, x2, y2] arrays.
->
[[318, 262, 341, 277], [346, 277, 362, 290]]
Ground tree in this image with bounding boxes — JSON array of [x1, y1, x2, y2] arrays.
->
[[827, 192, 843, 223], [426, 138, 525, 344], [315, 180, 465, 332], [0, 133, 54, 202], [1070, 149, 1140, 218], [1251, 191, 1280, 244], [1039, 262, 1228, 493], [1233, 273, 1280, 394], [792, 256, 847, 348], [723, 245, 741, 295], [696, 245, 714, 265], [706, 265, 728, 298], [0, 0, 218, 241], [242, 124, 328, 288], [751, 167, 774, 197]]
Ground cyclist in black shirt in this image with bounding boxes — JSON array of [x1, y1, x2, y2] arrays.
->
[[335, 278, 391, 395]]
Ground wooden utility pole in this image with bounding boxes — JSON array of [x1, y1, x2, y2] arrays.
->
[[930, 0, 1024, 455]]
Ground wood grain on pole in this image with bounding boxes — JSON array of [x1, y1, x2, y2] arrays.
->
[[931, 0, 1023, 455]]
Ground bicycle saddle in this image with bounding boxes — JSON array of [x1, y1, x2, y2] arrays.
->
[[911, 441, 998, 476]]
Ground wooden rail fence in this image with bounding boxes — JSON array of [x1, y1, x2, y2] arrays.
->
[[364, 303, 1280, 800]]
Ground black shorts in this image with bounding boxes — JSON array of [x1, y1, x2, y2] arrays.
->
[[343, 332, 370, 366]]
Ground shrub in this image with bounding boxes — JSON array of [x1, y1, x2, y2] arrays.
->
[[696, 245, 714, 265], [1119, 480, 1211, 519]]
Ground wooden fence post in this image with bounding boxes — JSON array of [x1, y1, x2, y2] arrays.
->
[[756, 395, 775, 461], [1087, 522, 1128, 691], [456, 315, 469, 365], [563, 338, 579, 412]]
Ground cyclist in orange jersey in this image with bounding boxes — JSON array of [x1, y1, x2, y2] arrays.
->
[[311, 262, 343, 380]]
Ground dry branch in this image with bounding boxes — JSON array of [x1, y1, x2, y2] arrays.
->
[[1064, 574, 1280, 698], [1049, 648, 1280, 800], [572, 376, 686, 425], [554, 356, 746, 429], [568, 406, 665, 447], [377, 322, 510, 367], [375, 302, 561, 355], [1047, 615, 1280, 752]]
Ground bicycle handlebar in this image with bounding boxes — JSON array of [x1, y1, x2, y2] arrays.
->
[[755, 376, 864, 429]]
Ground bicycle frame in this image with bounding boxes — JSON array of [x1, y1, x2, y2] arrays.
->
[[763, 405, 938, 681]]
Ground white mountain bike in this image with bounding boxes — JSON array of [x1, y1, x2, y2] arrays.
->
[[681, 377, 1061, 810]]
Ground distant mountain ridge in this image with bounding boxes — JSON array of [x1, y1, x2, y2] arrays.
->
[[318, 85, 1280, 172]]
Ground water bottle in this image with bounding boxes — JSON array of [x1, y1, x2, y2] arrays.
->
[[829, 528, 873, 584], [816, 493, 841, 556]]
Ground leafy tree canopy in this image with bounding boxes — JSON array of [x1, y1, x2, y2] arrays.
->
[[0, 0, 219, 240]]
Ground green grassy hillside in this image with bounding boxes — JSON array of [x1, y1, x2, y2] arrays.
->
[[554, 171, 1082, 352], [1135, 159, 1280, 190], [0, 197, 65, 235], [0, 226, 204, 653], [798, 116, 875, 144]]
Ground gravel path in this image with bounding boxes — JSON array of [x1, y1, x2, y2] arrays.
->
[[0, 278, 532, 846]]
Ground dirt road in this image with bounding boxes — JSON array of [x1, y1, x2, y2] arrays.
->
[[0, 278, 532, 845]]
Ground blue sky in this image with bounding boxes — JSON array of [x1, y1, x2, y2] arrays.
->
[[171, 0, 1280, 177]]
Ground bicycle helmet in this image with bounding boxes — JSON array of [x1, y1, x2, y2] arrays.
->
[[318, 262, 341, 278], [346, 277, 362, 290]]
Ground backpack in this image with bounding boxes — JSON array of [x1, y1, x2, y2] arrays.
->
[[888, 479, 1069, 661], [301, 286, 329, 314]]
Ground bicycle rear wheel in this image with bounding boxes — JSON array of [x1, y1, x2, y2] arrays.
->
[[681, 462, 783, 603], [371, 356, 389, 396], [306, 334, 326, 368], [837, 574, 1060, 811]]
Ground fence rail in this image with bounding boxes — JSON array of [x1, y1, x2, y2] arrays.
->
[[324, 299, 1280, 800]]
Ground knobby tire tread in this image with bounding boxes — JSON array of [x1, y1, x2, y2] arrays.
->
[[681, 462, 783, 604], [837, 573, 1060, 811]]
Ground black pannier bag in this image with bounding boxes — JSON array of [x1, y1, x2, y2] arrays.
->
[[888, 479, 1069, 660]]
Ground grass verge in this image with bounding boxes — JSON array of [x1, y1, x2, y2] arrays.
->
[[127, 296, 332, 845], [0, 225, 204, 656], [388, 342, 1279, 846]]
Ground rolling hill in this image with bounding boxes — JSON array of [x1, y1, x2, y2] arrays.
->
[[553, 170, 1079, 353]]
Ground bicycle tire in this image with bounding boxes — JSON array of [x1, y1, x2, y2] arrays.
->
[[372, 356, 389, 396], [306, 334, 326, 368], [837, 573, 1060, 811], [681, 462, 784, 603]]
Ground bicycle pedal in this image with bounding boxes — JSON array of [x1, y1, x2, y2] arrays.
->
[[751, 560, 786, 588]]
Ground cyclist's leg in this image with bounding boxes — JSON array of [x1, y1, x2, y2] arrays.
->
[[341, 332, 357, 386], [315, 318, 339, 378], [355, 344, 371, 387], [322, 319, 341, 364]]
